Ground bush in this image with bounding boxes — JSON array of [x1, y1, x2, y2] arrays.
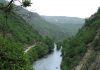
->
[[0, 36, 32, 70]]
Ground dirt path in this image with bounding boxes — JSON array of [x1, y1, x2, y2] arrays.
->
[[24, 45, 36, 53]]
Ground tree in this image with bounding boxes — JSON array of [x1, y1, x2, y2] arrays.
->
[[0, 0, 31, 11], [6, 0, 31, 10], [0, 0, 32, 38], [0, 1, 33, 70]]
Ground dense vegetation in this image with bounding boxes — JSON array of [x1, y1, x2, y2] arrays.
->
[[0, 4, 54, 70], [0, 8, 33, 70], [61, 8, 100, 70], [0, 8, 42, 46], [0, 36, 32, 70], [26, 36, 54, 64]]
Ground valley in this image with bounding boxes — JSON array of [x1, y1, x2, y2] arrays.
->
[[0, 0, 100, 70], [13, 6, 84, 40]]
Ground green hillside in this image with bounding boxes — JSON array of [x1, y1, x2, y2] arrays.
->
[[13, 6, 69, 41], [0, 9, 42, 47], [42, 16, 85, 36], [0, 4, 54, 70], [61, 8, 100, 70], [0, 10, 35, 70]]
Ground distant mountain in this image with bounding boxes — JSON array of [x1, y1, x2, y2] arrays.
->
[[42, 16, 85, 36], [13, 6, 68, 40], [42, 16, 84, 24]]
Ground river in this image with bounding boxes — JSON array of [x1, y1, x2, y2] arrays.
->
[[33, 43, 62, 70]]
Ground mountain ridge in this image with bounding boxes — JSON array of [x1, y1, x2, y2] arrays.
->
[[42, 16, 84, 24]]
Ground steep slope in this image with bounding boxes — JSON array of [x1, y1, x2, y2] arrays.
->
[[75, 28, 100, 70], [0, 5, 53, 69], [42, 16, 85, 35], [0, 10, 42, 47], [0, 10, 38, 70], [61, 8, 100, 70], [13, 6, 68, 40]]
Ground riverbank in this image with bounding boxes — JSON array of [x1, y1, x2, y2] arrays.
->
[[26, 42, 54, 65]]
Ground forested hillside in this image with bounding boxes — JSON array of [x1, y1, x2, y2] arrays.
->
[[0, 3, 54, 70], [61, 8, 100, 70], [0, 9, 35, 70]]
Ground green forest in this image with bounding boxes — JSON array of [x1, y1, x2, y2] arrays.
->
[[0, 2, 54, 70]]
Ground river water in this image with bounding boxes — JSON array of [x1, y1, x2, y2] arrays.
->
[[33, 43, 62, 70]]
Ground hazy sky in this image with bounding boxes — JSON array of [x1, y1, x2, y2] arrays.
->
[[16, 0, 100, 18]]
